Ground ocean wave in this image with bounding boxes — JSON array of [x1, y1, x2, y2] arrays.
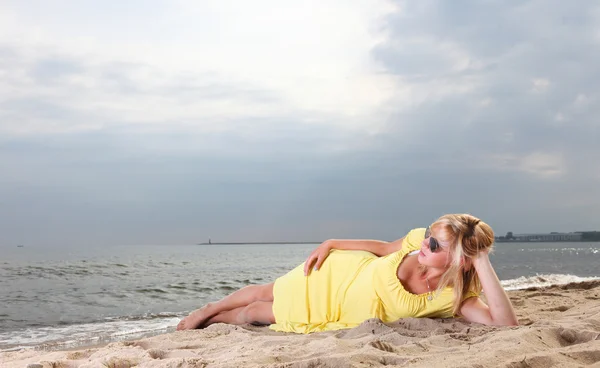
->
[[501, 273, 600, 291], [0, 259, 198, 280], [0, 313, 184, 352]]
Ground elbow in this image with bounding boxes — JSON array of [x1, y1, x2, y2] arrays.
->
[[375, 244, 394, 257]]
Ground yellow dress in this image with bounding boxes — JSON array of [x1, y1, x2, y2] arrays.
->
[[270, 228, 478, 333]]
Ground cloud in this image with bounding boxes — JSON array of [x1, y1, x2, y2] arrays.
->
[[0, 0, 395, 134], [31, 58, 83, 84], [354, 0, 600, 233], [1, 0, 599, 245], [531, 78, 550, 93], [371, 0, 600, 172]]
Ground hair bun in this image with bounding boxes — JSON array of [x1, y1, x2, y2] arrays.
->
[[464, 218, 480, 237]]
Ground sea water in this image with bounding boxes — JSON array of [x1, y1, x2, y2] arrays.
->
[[1, 241, 598, 351]]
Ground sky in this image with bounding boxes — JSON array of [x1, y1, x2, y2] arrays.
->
[[1, 0, 599, 246]]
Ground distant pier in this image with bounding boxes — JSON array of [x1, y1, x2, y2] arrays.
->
[[496, 231, 600, 242], [197, 241, 321, 245]]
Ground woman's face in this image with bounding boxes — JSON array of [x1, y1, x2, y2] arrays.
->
[[417, 226, 453, 269]]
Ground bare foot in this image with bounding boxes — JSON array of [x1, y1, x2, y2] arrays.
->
[[176, 304, 214, 330]]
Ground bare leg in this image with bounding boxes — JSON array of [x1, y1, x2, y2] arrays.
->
[[177, 283, 274, 330], [203, 301, 275, 327], [203, 308, 244, 327]]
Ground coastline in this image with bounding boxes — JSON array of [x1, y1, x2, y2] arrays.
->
[[2, 280, 599, 368], [197, 240, 600, 245], [197, 242, 320, 245]]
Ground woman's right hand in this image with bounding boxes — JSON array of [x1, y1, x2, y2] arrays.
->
[[303, 240, 336, 276]]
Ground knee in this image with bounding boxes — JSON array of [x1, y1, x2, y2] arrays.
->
[[240, 302, 271, 325], [239, 303, 259, 324]]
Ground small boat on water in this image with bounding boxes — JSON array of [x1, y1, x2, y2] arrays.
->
[[17, 245, 24, 247]]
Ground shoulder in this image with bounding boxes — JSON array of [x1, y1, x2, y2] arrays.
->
[[402, 228, 427, 252], [387, 228, 427, 255], [406, 228, 427, 240]]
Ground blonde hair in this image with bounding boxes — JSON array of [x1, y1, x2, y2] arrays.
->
[[429, 214, 495, 315]]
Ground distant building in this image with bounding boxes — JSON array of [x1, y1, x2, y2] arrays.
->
[[511, 232, 583, 242]]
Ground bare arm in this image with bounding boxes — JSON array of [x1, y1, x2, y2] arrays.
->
[[303, 237, 404, 276], [460, 253, 518, 326]]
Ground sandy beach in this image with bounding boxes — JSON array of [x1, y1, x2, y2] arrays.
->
[[2, 280, 599, 368]]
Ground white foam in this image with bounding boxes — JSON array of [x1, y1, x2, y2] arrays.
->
[[0, 315, 182, 352], [501, 273, 600, 291]]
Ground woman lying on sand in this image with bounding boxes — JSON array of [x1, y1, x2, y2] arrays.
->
[[177, 214, 518, 333]]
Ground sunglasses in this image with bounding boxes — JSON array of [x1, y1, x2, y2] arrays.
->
[[424, 226, 443, 253]]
